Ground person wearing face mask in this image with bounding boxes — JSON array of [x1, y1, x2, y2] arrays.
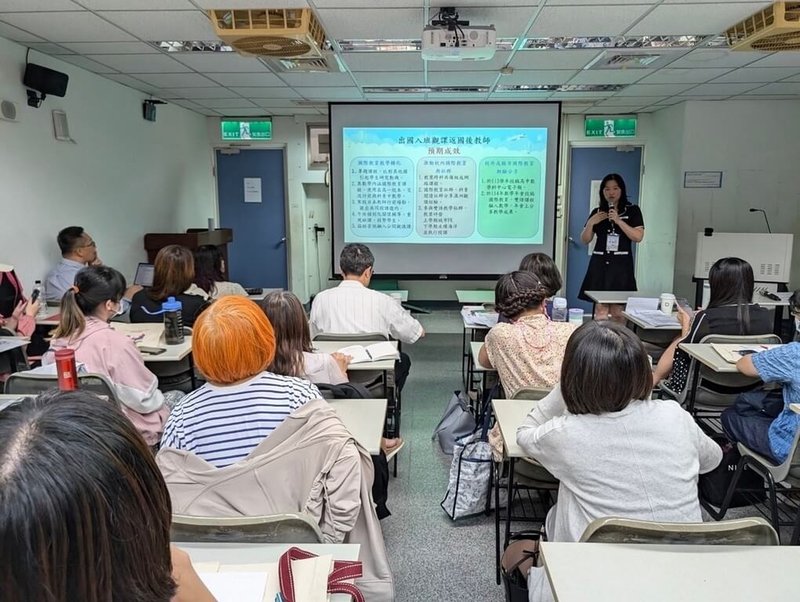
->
[[41, 266, 170, 445], [578, 173, 645, 321]]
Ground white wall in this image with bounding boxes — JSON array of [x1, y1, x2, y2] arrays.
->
[[673, 99, 800, 301], [0, 36, 215, 292]]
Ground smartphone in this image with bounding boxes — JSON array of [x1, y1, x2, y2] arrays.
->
[[737, 349, 757, 356], [29, 289, 40, 303], [138, 346, 166, 355], [675, 297, 694, 316]]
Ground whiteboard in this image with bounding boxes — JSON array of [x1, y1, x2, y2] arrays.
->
[[694, 232, 793, 283]]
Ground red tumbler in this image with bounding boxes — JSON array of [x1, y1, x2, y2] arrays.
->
[[54, 348, 78, 391]]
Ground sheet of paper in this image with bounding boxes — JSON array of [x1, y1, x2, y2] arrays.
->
[[197, 572, 269, 602], [337, 344, 371, 364], [625, 297, 659, 311], [110, 322, 164, 348], [244, 177, 262, 203], [365, 341, 400, 361], [291, 555, 332, 602], [626, 309, 680, 328], [0, 338, 27, 353]]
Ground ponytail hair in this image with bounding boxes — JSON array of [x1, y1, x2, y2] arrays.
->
[[53, 266, 126, 340], [495, 271, 547, 320]]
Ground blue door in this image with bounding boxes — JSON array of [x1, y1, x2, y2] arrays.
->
[[216, 149, 288, 288], [565, 146, 642, 311]]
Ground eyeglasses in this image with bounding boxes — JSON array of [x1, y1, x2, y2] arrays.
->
[[81, 240, 96, 248]]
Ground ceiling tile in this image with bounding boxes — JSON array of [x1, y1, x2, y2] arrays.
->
[[102, 73, 160, 92], [546, 0, 664, 4], [193, 98, 259, 109], [97, 10, 215, 41], [170, 99, 204, 110], [664, 0, 772, 3], [428, 71, 500, 86], [230, 87, 303, 99], [317, 8, 422, 39], [60, 42, 159, 54], [0, 12, 135, 42], [80, 0, 196, 8], [549, 91, 616, 99], [586, 106, 642, 114], [353, 71, 424, 86], [57, 54, 118, 73], [426, 51, 511, 72], [510, 50, 601, 70], [747, 52, 800, 68], [679, 82, 762, 96], [89, 54, 189, 73], [0, 21, 44, 42], [213, 108, 270, 117], [252, 98, 310, 107], [0, 0, 82, 11], [595, 96, 663, 106], [280, 72, 357, 86], [205, 72, 285, 86], [26, 42, 74, 55], [498, 69, 578, 86], [269, 107, 321, 115], [738, 95, 800, 100], [172, 52, 269, 73], [130, 73, 218, 88], [744, 82, 800, 95], [193, 1, 309, 7], [489, 92, 555, 100], [616, 83, 696, 96], [341, 52, 423, 72], [710, 67, 800, 84], [364, 94, 427, 101], [297, 87, 364, 100], [667, 48, 767, 69], [627, 3, 769, 35], [637, 68, 732, 84], [529, 5, 652, 37], [161, 87, 241, 99], [567, 69, 649, 85]]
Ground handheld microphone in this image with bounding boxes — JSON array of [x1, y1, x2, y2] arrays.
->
[[749, 208, 772, 233]]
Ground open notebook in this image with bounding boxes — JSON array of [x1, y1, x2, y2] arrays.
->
[[338, 341, 399, 364], [711, 343, 780, 364]]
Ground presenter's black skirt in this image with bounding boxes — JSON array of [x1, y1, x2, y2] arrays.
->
[[578, 254, 637, 302]]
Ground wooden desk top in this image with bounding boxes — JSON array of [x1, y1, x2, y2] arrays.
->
[[492, 398, 537, 459], [328, 398, 387, 455], [541, 542, 800, 602]]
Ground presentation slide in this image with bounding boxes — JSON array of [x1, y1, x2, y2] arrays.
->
[[330, 102, 560, 277], [343, 127, 548, 245]]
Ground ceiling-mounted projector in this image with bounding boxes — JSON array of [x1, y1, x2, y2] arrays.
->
[[422, 7, 496, 61]]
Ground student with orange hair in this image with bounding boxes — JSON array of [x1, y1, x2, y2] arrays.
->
[[160, 296, 321, 467]]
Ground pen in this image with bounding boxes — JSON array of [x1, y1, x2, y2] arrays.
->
[[275, 594, 286, 602]]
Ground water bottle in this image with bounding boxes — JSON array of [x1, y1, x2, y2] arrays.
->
[[54, 348, 78, 391], [552, 297, 568, 322], [162, 297, 184, 345]]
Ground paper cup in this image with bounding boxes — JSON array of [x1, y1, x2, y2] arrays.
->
[[660, 293, 676, 315]]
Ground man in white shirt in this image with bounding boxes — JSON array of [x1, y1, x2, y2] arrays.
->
[[310, 243, 424, 391]]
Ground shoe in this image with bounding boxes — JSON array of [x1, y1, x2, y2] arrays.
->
[[383, 438, 405, 461]]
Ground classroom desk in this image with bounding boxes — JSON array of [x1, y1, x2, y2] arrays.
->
[[492, 398, 538, 582], [583, 290, 658, 306], [381, 289, 408, 302], [311, 341, 400, 438], [328, 398, 387, 455], [621, 310, 681, 332], [678, 343, 740, 374], [181, 542, 360, 602], [469, 341, 495, 398], [141, 337, 193, 363], [35, 312, 60, 327], [753, 290, 792, 335], [455, 289, 494, 305], [461, 312, 494, 390], [540, 542, 800, 602]]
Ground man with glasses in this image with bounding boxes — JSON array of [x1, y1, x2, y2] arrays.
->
[[45, 226, 139, 306]]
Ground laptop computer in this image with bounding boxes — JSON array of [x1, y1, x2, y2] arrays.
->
[[133, 263, 154, 287]]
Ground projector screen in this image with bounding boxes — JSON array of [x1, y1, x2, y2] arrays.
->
[[329, 102, 561, 278]]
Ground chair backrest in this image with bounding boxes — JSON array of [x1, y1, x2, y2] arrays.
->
[[511, 386, 552, 401], [4, 372, 119, 403], [170, 513, 324, 544], [580, 516, 779, 546], [744, 415, 800, 482], [312, 332, 388, 342]]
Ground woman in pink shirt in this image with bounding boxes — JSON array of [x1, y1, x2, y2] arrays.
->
[[42, 266, 169, 445]]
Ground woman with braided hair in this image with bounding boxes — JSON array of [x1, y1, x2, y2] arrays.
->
[[479, 271, 577, 397]]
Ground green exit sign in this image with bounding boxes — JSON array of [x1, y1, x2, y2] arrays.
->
[[584, 117, 637, 138], [220, 119, 272, 141]]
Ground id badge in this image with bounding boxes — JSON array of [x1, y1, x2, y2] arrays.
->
[[606, 232, 620, 252]]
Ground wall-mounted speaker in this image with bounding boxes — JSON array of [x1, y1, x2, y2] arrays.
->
[[23, 63, 69, 107], [0, 100, 17, 121]]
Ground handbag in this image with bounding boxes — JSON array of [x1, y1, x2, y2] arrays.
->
[[699, 434, 766, 508], [432, 390, 476, 455], [278, 546, 365, 602], [440, 386, 497, 520], [500, 531, 543, 602]]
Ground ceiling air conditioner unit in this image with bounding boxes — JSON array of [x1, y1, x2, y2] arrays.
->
[[209, 8, 327, 58], [726, 1, 800, 51]]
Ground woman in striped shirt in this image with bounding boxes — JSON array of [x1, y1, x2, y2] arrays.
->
[[160, 296, 322, 468]]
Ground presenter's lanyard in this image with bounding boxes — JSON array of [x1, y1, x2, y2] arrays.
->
[[606, 204, 620, 253]]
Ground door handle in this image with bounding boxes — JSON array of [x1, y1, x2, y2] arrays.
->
[[276, 237, 287, 248], [568, 236, 577, 244]]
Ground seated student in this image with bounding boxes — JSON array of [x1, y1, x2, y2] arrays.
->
[[192, 244, 248, 299], [310, 243, 423, 391], [519, 252, 562, 298], [0, 264, 40, 338], [479, 271, 576, 398], [511, 321, 722, 602], [652, 257, 772, 392], [0, 390, 214, 602], [260, 289, 400, 465], [721, 318, 800, 465], [161, 296, 321, 468], [41, 266, 170, 445], [792, 290, 800, 343], [44, 225, 140, 305], [130, 245, 210, 327]]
